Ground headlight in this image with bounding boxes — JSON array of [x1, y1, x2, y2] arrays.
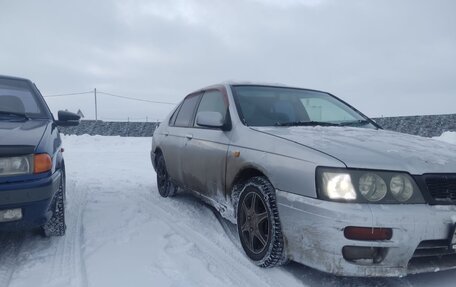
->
[[321, 172, 356, 200], [359, 173, 387, 202], [390, 175, 414, 202], [0, 155, 32, 176], [317, 167, 425, 204]]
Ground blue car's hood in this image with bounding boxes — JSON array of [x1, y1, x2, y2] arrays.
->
[[0, 119, 49, 148], [254, 126, 456, 175]]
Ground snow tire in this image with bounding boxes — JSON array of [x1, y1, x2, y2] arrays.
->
[[236, 176, 287, 268], [156, 153, 177, 198], [42, 173, 66, 237]]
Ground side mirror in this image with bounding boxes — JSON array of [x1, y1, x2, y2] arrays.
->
[[56, 110, 81, 127], [196, 111, 224, 129]]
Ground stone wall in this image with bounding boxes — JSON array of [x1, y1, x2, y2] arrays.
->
[[60, 114, 456, 138], [373, 114, 456, 138], [59, 120, 159, 137]]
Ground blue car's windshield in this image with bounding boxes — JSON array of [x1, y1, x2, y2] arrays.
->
[[232, 85, 376, 128], [0, 78, 48, 119]]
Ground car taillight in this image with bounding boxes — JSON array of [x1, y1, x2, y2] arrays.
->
[[34, 154, 52, 174]]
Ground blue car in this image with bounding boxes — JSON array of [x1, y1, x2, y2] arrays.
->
[[0, 75, 80, 236]]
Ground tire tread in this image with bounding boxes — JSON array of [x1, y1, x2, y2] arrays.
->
[[238, 176, 287, 268]]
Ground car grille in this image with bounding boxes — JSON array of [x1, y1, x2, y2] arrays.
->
[[408, 240, 456, 274], [424, 174, 456, 203]]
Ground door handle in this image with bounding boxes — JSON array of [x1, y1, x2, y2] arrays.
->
[[185, 134, 193, 140], [164, 132, 169, 136]]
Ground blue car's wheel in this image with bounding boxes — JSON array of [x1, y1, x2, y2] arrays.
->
[[42, 174, 66, 237]]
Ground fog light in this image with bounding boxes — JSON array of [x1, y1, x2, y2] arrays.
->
[[342, 246, 387, 264], [0, 208, 23, 222], [344, 226, 392, 241]]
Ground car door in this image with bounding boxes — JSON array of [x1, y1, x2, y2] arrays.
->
[[181, 89, 230, 202], [162, 92, 202, 187]]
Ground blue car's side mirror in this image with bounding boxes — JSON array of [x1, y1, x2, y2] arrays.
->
[[56, 110, 81, 127]]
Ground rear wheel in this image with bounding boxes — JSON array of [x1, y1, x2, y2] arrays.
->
[[237, 176, 287, 267], [156, 153, 177, 198], [42, 173, 66, 237]]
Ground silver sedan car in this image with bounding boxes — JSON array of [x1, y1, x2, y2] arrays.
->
[[151, 83, 456, 277]]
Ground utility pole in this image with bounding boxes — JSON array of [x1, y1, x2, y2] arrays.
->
[[94, 88, 98, 121]]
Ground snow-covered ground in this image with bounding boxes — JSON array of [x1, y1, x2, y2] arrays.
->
[[0, 133, 456, 287], [434, 132, 456, 145]]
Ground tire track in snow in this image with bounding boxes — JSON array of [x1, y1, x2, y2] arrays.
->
[[148, 202, 259, 286], [47, 178, 88, 287], [212, 209, 242, 249], [0, 232, 25, 287], [145, 192, 299, 287]]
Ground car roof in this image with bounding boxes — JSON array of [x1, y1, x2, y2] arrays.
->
[[195, 81, 330, 95], [0, 74, 32, 83]]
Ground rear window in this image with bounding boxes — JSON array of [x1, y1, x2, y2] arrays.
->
[[0, 78, 47, 118]]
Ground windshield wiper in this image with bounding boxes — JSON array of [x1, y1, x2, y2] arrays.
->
[[275, 121, 342, 127], [338, 119, 370, 127], [0, 110, 30, 120]]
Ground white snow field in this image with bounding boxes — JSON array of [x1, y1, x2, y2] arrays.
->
[[435, 132, 456, 145], [0, 133, 456, 287]]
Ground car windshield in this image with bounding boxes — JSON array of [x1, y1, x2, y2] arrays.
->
[[0, 78, 48, 120], [232, 85, 375, 128]]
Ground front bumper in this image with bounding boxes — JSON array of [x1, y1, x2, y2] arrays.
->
[[276, 190, 456, 277], [0, 171, 61, 230]]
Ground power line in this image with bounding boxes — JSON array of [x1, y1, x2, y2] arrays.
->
[[44, 91, 93, 98], [44, 89, 177, 105], [43, 89, 176, 121], [97, 91, 176, 105]]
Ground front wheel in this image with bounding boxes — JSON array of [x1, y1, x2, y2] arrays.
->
[[156, 153, 177, 198], [236, 176, 287, 267], [42, 173, 66, 237]]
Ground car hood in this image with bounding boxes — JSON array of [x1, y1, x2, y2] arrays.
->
[[0, 119, 49, 149], [253, 126, 456, 175]]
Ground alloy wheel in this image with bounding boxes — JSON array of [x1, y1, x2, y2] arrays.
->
[[239, 190, 270, 254]]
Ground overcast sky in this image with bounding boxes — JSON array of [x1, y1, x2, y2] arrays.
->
[[1, 0, 455, 121]]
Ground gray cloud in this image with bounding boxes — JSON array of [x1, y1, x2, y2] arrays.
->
[[1, 0, 455, 120]]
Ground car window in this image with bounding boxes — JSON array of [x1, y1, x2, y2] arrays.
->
[[0, 78, 47, 118], [194, 90, 227, 126], [233, 87, 309, 126], [300, 98, 357, 122], [174, 93, 201, 127], [232, 85, 373, 128], [168, 103, 181, 126]]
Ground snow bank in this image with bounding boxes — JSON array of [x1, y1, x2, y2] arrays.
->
[[434, 132, 456, 145]]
